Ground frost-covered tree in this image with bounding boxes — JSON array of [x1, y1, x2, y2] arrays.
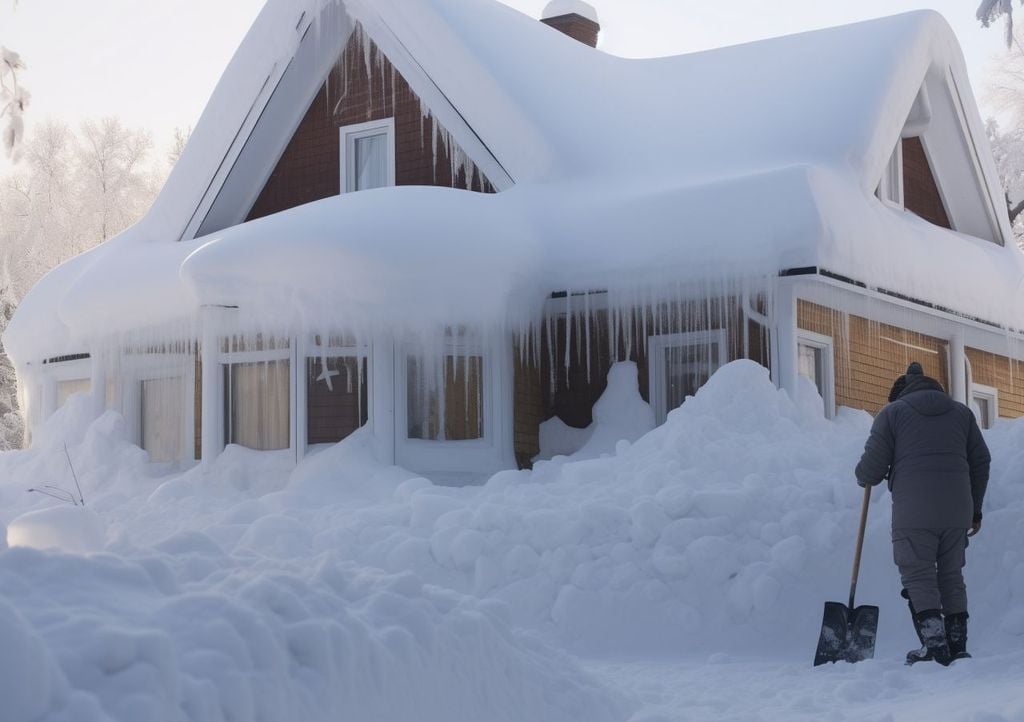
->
[[167, 126, 191, 168], [0, 45, 29, 161], [0, 262, 24, 451], [77, 117, 159, 242], [987, 119, 1024, 247], [0, 118, 168, 448]]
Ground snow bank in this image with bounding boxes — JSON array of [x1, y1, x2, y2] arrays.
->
[[3, 359, 1024, 719]]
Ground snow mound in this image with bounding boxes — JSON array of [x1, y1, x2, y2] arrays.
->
[[6, 506, 106, 553]]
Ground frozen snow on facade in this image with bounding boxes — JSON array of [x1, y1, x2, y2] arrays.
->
[[2, 362, 1024, 720]]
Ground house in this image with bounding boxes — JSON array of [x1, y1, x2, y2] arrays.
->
[[5, 0, 1024, 482]]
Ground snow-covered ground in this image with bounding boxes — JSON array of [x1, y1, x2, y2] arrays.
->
[[2, 360, 1023, 722]]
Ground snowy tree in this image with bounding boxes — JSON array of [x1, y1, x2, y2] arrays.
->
[[0, 261, 24, 451], [987, 119, 1024, 247], [0, 118, 167, 448], [77, 117, 159, 242], [0, 45, 29, 161], [167, 126, 191, 168]]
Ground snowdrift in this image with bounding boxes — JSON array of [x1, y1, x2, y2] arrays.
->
[[2, 360, 1024, 721]]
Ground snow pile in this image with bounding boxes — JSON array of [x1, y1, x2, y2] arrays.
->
[[537, 360, 654, 461], [3, 360, 1024, 720]]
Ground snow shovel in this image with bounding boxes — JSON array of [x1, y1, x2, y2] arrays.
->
[[813, 484, 879, 666]]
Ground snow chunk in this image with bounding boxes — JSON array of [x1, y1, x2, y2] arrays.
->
[[6, 505, 107, 553]]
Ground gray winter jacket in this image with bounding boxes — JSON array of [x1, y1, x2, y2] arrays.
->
[[855, 376, 990, 529]]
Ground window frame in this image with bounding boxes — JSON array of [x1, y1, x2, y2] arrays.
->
[[299, 335, 372, 454], [796, 329, 836, 418], [218, 342, 296, 456], [398, 334, 493, 449], [877, 143, 904, 209], [339, 118, 396, 194], [120, 352, 197, 466], [647, 329, 728, 425], [970, 382, 998, 429]]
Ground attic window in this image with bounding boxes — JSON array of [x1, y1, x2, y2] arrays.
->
[[340, 118, 395, 193], [877, 144, 903, 208]]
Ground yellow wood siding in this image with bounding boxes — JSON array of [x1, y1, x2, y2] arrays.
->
[[798, 300, 948, 415]]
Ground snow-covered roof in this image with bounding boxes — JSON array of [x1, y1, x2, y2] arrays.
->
[[5, 2, 1024, 362]]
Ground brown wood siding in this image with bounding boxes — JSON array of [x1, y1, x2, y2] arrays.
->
[[902, 136, 951, 230], [965, 348, 1024, 418], [306, 357, 368, 444], [248, 30, 492, 221], [540, 14, 600, 47], [798, 300, 949, 415], [514, 347, 544, 469]]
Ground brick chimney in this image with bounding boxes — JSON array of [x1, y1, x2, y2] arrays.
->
[[541, 0, 600, 48]]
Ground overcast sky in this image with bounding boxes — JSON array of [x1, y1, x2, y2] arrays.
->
[[0, 0, 1014, 172]]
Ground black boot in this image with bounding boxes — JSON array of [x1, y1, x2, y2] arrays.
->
[[906, 609, 952, 666], [945, 612, 971, 660], [902, 589, 931, 665]]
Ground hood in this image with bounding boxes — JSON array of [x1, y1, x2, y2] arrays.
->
[[897, 375, 952, 416]]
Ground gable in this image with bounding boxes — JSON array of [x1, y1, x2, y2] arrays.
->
[[248, 30, 493, 223], [902, 136, 951, 230]]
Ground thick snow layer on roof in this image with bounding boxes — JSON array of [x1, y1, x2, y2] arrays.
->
[[4, 3, 1024, 362]]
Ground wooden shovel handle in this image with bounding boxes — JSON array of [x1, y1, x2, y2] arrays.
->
[[849, 484, 872, 610]]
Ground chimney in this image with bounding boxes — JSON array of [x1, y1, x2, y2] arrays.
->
[[541, 0, 600, 48]]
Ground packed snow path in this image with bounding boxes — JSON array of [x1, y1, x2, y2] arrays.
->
[[2, 361, 1023, 721]]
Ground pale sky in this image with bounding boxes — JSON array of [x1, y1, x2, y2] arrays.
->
[[0, 0, 1014, 173]]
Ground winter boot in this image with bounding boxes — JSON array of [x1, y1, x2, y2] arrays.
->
[[902, 589, 931, 664], [906, 609, 952, 666], [944, 612, 971, 660]]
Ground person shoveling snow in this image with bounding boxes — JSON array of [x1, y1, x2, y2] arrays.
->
[[855, 361, 991, 666]]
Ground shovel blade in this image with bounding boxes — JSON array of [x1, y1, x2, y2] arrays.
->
[[813, 601, 879, 666]]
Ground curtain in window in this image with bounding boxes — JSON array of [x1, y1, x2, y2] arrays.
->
[[225, 360, 290, 450], [57, 378, 91, 407], [141, 376, 184, 463], [353, 133, 388, 191]]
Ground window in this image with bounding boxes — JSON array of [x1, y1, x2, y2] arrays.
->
[[648, 331, 727, 425], [141, 376, 186, 463], [306, 355, 368, 445], [406, 333, 485, 442], [57, 378, 91, 407], [877, 143, 904, 208], [970, 383, 998, 429], [340, 118, 395, 193], [796, 331, 836, 418], [223, 360, 291, 450]]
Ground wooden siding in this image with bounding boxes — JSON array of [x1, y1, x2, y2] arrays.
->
[[902, 136, 951, 230], [248, 30, 492, 221], [306, 356, 368, 444], [965, 348, 1024, 418], [798, 300, 949, 415], [514, 347, 544, 468]]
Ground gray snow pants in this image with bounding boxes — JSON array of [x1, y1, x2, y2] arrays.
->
[[891, 528, 968, 615]]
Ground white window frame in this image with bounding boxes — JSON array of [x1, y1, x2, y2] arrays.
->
[[647, 330, 728, 425], [41, 356, 93, 418], [299, 335, 372, 457], [121, 352, 197, 466], [218, 341, 297, 458], [339, 118, 396, 193], [877, 143, 904, 209], [398, 335, 492, 448], [970, 382, 998, 429], [796, 330, 836, 418]]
